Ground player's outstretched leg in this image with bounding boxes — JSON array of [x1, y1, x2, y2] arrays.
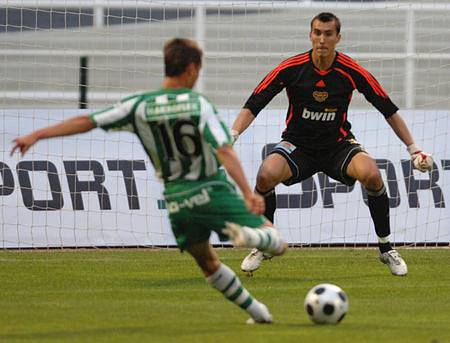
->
[[367, 185, 407, 276], [224, 222, 287, 256], [187, 241, 273, 324], [207, 263, 273, 324], [224, 222, 287, 274]]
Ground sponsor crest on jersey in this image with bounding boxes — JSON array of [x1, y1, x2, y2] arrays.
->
[[313, 91, 328, 102]]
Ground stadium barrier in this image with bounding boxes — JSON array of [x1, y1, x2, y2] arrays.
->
[[1, 109, 449, 248]]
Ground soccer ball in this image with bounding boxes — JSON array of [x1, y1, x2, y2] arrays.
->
[[304, 283, 349, 324]]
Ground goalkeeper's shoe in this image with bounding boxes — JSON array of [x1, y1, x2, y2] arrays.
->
[[379, 249, 408, 276], [241, 249, 272, 273], [246, 301, 273, 324]]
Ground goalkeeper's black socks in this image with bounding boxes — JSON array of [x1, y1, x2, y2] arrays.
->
[[379, 242, 393, 254], [367, 185, 393, 253], [255, 187, 276, 223]]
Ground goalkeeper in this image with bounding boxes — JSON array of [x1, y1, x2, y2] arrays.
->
[[231, 12, 433, 276], [11, 38, 287, 324]]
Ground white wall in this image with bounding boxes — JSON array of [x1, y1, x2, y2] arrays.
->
[[1, 109, 449, 247]]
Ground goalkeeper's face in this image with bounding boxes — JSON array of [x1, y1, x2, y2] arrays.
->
[[310, 19, 341, 58]]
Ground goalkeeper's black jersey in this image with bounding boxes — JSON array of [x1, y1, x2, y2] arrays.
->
[[244, 50, 399, 151]]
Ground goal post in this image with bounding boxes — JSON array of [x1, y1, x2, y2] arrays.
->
[[1, 1, 449, 248]]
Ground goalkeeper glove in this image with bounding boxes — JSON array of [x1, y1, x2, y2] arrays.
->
[[407, 143, 433, 172], [230, 129, 239, 144]]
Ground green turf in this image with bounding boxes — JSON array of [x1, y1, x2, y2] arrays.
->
[[0, 248, 449, 343]]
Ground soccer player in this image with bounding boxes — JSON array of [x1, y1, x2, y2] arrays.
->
[[10, 38, 287, 324], [231, 12, 433, 276]]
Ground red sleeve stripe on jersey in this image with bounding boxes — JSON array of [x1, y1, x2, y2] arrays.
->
[[337, 55, 388, 98], [253, 53, 310, 94], [337, 55, 387, 97], [334, 67, 356, 90], [254, 53, 309, 94]]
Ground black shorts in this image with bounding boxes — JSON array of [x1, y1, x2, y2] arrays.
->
[[268, 139, 366, 186]]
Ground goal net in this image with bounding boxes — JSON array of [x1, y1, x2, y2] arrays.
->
[[1, 1, 449, 248]]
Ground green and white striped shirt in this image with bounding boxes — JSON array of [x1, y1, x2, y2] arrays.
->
[[90, 88, 232, 183]]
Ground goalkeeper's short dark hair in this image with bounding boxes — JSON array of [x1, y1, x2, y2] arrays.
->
[[310, 12, 341, 34], [164, 38, 203, 77]]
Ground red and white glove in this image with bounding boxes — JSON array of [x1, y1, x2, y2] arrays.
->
[[407, 143, 433, 172]]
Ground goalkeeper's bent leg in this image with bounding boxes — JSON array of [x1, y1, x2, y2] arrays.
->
[[367, 185, 393, 253], [255, 187, 276, 223]]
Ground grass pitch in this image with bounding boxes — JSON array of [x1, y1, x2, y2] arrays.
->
[[1, 248, 449, 343]]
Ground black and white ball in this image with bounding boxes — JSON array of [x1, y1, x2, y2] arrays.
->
[[304, 283, 349, 324]]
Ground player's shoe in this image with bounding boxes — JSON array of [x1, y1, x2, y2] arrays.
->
[[241, 248, 272, 273], [246, 301, 273, 324], [379, 249, 408, 276]]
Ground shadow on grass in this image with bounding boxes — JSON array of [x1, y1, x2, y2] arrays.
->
[[0, 326, 151, 341], [242, 273, 386, 284], [0, 324, 291, 341], [129, 276, 205, 288], [128, 272, 389, 289]]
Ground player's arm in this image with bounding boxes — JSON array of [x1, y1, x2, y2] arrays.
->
[[386, 112, 433, 172], [231, 60, 292, 142], [10, 94, 139, 157], [340, 57, 434, 173], [199, 94, 264, 214], [230, 108, 256, 142], [10, 115, 94, 156], [385, 112, 414, 147], [216, 144, 265, 215]]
